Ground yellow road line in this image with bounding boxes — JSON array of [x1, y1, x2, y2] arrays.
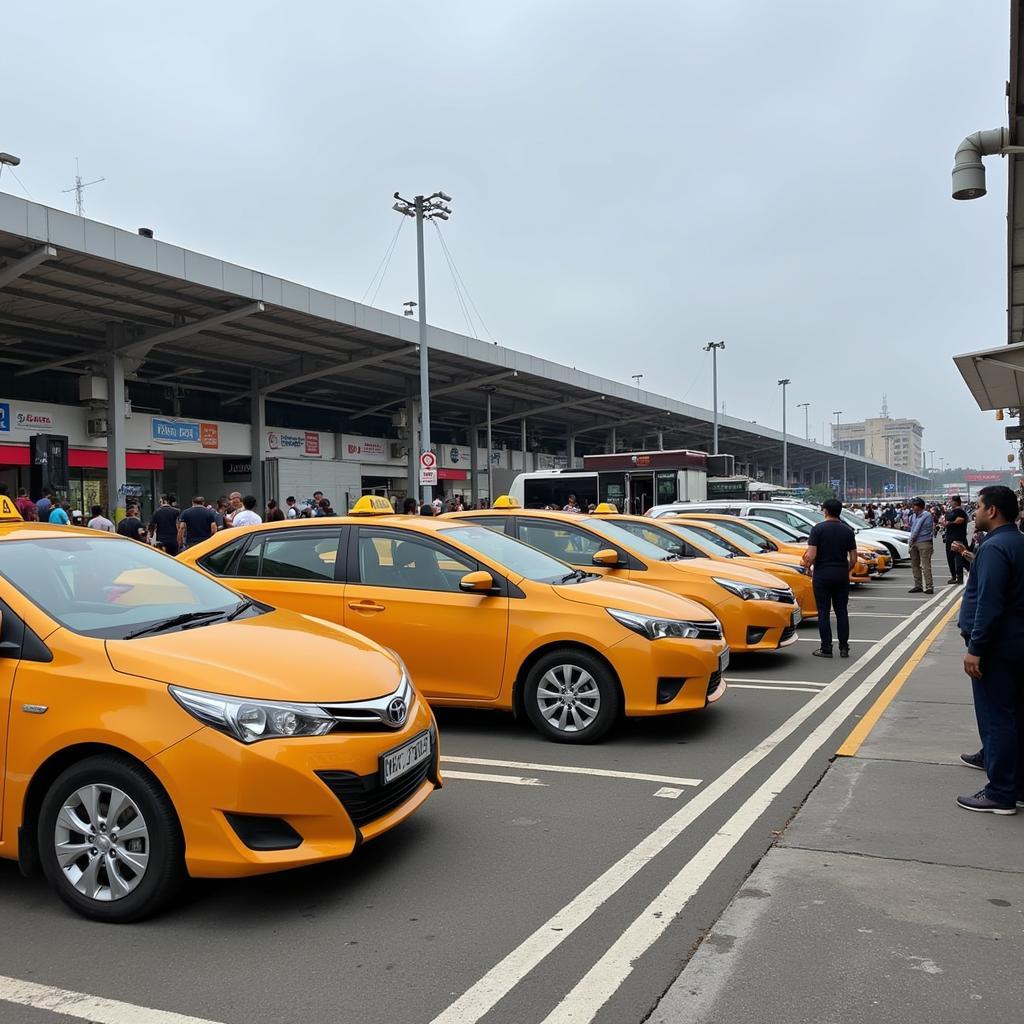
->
[[836, 599, 962, 757]]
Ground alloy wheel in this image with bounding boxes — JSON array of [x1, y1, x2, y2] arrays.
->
[[535, 664, 601, 733]]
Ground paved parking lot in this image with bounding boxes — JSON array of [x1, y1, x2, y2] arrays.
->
[[0, 568, 964, 1024]]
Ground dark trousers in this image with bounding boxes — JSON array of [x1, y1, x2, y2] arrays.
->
[[971, 650, 1024, 805], [813, 569, 850, 650], [945, 540, 965, 582]]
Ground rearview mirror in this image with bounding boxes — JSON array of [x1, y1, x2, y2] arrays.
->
[[592, 549, 620, 567], [459, 570, 496, 593]]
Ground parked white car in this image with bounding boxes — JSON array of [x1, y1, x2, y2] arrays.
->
[[647, 500, 911, 564]]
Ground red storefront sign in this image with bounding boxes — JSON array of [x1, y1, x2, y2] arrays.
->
[[437, 469, 468, 480], [0, 446, 164, 470], [964, 471, 1004, 482], [304, 432, 320, 456], [200, 423, 219, 449]]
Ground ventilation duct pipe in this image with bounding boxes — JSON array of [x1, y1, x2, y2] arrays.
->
[[952, 127, 1008, 200]]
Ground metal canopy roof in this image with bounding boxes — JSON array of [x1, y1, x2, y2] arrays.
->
[[953, 340, 1024, 409], [0, 191, 922, 485]]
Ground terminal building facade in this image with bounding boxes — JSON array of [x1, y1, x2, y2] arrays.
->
[[832, 415, 925, 473]]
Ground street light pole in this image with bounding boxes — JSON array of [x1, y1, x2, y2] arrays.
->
[[797, 401, 810, 440], [833, 410, 844, 498], [482, 385, 496, 504], [392, 190, 452, 504], [704, 341, 725, 455], [778, 379, 791, 486]]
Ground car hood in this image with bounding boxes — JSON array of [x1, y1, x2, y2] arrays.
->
[[551, 574, 715, 622], [667, 556, 789, 588], [860, 527, 910, 540], [106, 607, 403, 703]]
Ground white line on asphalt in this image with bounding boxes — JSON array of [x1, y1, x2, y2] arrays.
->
[[847, 612, 907, 618], [796, 637, 875, 643], [441, 757, 701, 788], [724, 677, 825, 687], [443, 770, 547, 787], [652, 787, 685, 799], [428, 587, 957, 1024], [726, 683, 824, 693], [539, 588, 960, 1023], [0, 974, 224, 1024], [849, 596, 932, 602]]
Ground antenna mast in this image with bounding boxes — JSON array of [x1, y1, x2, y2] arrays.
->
[[881, 393, 889, 419], [62, 157, 105, 217]]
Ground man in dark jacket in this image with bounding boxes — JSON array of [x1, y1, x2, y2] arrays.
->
[[942, 495, 969, 585], [956, 485, 1024, 815]]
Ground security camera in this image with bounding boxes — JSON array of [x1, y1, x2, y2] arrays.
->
[[952, 127, 1007, 200]]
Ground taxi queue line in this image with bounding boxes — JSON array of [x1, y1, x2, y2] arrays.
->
[[0, 492, 891, 924]]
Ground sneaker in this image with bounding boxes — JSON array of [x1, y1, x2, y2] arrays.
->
[[959, 751, 985, 770], [812, 648, 833, 658], [908, 586, 923, 593], [956, 789, 1017, 815], [947, 578, 958, 585], [839, 646, 850, 658], [924, 588, 934, 594]]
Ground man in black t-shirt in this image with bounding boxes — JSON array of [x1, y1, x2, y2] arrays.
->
[[116, 504, 146, 542], [803, 498, 859, 658], [149, 494, 181, 556], [941, 495, 969, 585], [177, 495, 218, 550]]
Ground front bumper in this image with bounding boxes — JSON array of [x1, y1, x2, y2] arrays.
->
[[149, 696, 440, 878], [719, 599, 799, 653], [607, 632, 727, 716]]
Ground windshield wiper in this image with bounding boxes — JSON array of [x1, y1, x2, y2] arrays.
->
[[662, 552, 683, 561], [123, 610, 228, 640], [559, 568, 592, 584], [225, 598, 257, 621]]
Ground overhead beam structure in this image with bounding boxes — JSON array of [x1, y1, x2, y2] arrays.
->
[[352, 369, 519, 420], [0, 244, 57, 289], [490, 395, 605, 427]]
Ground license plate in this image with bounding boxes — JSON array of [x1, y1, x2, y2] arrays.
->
[[719, 648, 730, 673], [381, 730, 432, 785], [792, 608, 802, 626]]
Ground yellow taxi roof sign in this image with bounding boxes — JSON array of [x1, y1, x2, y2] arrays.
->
[[349, 495, 395, 516], [0, 495, 22, 521], [592, 502, 619, 514], [492, 495, 521, 509]]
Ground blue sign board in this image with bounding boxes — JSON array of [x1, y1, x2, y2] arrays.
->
[[0, 403, 9, 432], [152, 418, 200, 443]]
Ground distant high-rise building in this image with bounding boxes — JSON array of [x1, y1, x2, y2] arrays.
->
[[832, 414, 924, 471]]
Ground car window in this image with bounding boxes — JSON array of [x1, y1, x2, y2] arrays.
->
[[685, 524, 745, 555], [613, 520, 697, 558], [358, 529, 476, 592], [663, 522, 736, 559], [517, 521, 604, 567], [255, 532, 340, 581], [455, 516, 509, 534], [198, 537, 247, 576], [439, 524, 572, 582], [701, 523, 762, 554]]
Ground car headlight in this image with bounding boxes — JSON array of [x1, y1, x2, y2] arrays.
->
[[713, 577, 790, 602], [607, 607, 719, 640], [792, 565, 810, 575], [169, 685, 336, 743]]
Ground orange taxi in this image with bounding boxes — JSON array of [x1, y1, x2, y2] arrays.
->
[[447, 499, 801, 653], [0, 497, 438, 922], [180, 495, 730, 745]]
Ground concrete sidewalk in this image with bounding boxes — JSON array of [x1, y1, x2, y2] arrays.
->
[[650, 614, 1024, 1024]]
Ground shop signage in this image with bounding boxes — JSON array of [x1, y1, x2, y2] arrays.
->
[[118, 483, 144, 497], [0, 403, 8, 432], [200, 423, 219, 449], [305, 431, 320, 456], [16, 410, 54, 430], [964, 471, 1004, 482], [267, 430, 322, 457], [707, 479, 748, 498], [152, 418, 200, 443], [223, 458, 252, 482], [342, 435, 390, 463]]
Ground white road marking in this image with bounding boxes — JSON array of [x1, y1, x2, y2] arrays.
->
[[441, 756, 701, 788], [443, 770, 547, 787], [724, 677, 825, 687], [0, 974, 224, 1024], [796, 636, 875, 643], [652, 787, 684, 799], [541, 588, 961, 1023], [848, 596, 930, 602], [726, 683, 823, 693], [429, 587, 957, 1024], [847, 612, 907, 618]]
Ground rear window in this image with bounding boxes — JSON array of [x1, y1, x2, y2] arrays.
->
[[198, 538, 247, 576]]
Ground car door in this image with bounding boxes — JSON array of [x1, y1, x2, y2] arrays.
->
[[0, 600, 19, 840], [228, 528, 345, 624], [344, 526, 509, 701]]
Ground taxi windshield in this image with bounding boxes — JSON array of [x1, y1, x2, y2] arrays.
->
[[442, 525, 581, 583], [750, 518, 807, 542], [696, 523, 763, 555], [662, 522, 738, 559], [580, 519, 670, 561], [0, 537, 251, 639]]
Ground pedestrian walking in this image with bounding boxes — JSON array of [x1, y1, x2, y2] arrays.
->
[[14, 488, 36, 521], [35, 488, 53, 523], [955, 485, 1024, 815], [907, 497, 935, 594], [116, 504, 146, 542], [403, 497, 419, 514], [178, 495, 219, 550], [942, 494, 969, 585], [265, 499, 286, 522], [149, 494, 181, 556], [231, 495, 263, 527], [48, 502, 71, 526], [86, 505, 114, 532], [286, 496, 300, 519], [802, 498, 858, 659]]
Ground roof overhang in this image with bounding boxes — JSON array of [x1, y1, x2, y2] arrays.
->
[[953, 340, 1024, 410]]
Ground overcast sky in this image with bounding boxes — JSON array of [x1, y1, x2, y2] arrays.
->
[[3, 1, 1013, 470]]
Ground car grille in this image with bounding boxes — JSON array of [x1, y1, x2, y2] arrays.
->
[[316, 758, 432, 828], [772, 589, 796, 604], [692, 621, 723, 640], [780, 624, 797, 643], [706, 671, 723, 698]]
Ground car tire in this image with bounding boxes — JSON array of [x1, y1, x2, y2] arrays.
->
[[523, 649, 620, 744], [38, 754, 185, 923]]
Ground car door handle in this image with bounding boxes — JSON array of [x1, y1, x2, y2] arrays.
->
[[348, 601, 385, 613]]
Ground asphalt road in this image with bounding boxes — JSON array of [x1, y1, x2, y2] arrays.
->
[[0, 566, 964, 1024]]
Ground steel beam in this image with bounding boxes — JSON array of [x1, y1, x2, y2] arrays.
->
[[0, 245, 57, 289], [490, 395, 605, 427], [260, 344, 419, 396], [352, 369, 517, 420]]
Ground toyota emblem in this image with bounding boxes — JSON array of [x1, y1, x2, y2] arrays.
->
[[387, 697, 408, 726]]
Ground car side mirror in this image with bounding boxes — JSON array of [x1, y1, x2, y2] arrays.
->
[[459, 570, 496, 593], [592, 548, 620, 567]]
